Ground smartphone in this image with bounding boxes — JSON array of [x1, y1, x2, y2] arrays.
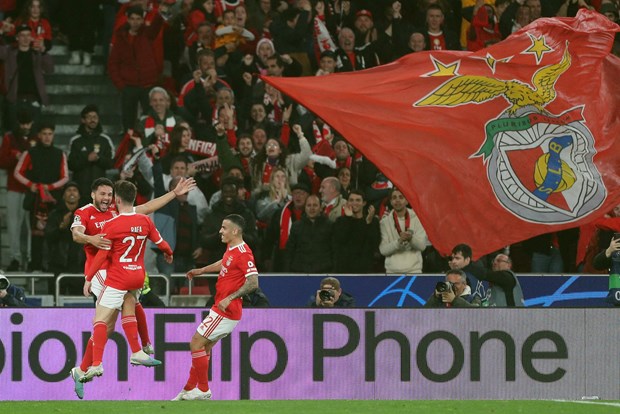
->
[[614, 232, 620, 241]]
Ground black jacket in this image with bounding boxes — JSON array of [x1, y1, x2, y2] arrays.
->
[[67, 124, 115, 205], [332, 215, 380, 273], [285, 215, 333, 273]]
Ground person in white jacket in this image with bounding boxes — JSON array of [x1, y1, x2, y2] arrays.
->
[[379, 188, 428, 274]]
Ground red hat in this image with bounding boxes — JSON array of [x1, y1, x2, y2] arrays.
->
[[355, 9, 373, 19]]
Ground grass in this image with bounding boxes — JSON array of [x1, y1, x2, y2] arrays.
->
[[2, 400, 620, 414]]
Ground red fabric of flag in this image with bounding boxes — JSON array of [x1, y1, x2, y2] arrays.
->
[[262, 10, 620, 258]]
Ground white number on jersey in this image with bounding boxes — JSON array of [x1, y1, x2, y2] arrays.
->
[[119, 235, 147, 263]]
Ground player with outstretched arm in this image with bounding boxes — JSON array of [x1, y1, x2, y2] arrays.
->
[[80, 181, 174, 383], [172, 214, 259, 401]]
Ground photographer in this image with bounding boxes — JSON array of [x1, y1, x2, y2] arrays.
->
[[308, 277, 355, 308], [593, 232, 620, 306], [0, 274, 28, 307], [424, 269, 479, 308]]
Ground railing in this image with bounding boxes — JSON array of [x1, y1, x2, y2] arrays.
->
[[2, 272, 54, 295], [55, 273, 171, 306]]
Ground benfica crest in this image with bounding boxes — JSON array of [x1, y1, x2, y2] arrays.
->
[[414, 44, 606, 224]]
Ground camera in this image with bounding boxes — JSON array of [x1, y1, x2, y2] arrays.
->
[[435, 281, 453, 293], [0, 275, 9, 290], [319, 289, 333, 301]]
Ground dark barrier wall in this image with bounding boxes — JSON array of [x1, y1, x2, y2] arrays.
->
[[1, 309, 617, 400], [257, 274, 610, 307]]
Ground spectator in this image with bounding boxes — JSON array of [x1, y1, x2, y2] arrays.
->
[[185, 0, 217, 47], [64, 0, 97, 65], [308, 276, 355, 308], [214, 8, 255, 49], [250, 124, 311, 191], [463, 254, 525, 307], [285, 193, 333, 273], [159, 125, 197, 174], [0, 109, 34, 271], [0, 23, 53, 132], [270, 2, 312, 74], [137, 87, 184, 150], [466, 3, 501, 51], [44, 181, 85, 294], [332, 189, 380, 273], [403, 32, 426, 55], [0, 273, 28, 307], [67, 104, 115, 206], [242, 286, 270, 307], [337, 166, 352, 198], [424, 4, 460, 51], [14, 122, 69, 273], [264, 181, 310, 271], [315, 49, 337, 76], [448, 243, 488, 303], [187, 22, 216, 73], [253, 166, 291, 225], [108, 5, 166, 131], [334, 27, 379, 72], [160, 156, 209, 224], [319, 176, 346, 222], [13, 0, 52, 52], [353, 9, 378, 48], [379, 188, 428, 274], [593, 234, 620, 306], [423, 269, 478, 308], [152, 168, 201, 294], [178, 49, 231, 125]]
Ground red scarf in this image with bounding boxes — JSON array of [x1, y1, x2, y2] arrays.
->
[[336, 156, 352, 169], [279, 201, 302, 250], [393, 210, 410, 235], [262, 163, 275, 184]]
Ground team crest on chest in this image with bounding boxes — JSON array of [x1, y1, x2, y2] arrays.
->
[[414, 40, 606, 224]]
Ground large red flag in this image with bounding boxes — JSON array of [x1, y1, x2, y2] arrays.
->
[[262, 10, 620, 259]]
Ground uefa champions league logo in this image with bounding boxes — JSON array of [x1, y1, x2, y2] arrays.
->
[[414, 41, 606, 223]]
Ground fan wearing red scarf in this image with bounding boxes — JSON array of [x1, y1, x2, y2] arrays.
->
[[379, 188, 429, 274]]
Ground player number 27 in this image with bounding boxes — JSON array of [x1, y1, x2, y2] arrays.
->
[[120, 235, 147, 263]]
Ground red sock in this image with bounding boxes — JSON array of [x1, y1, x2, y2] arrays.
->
[[134, 303, 151, 346], [191, 350, 210, 392], [92, 322, 108, 366], [121, 315, 142, 353], [184, 366, 198, 391], [79, 336, 94, 372]]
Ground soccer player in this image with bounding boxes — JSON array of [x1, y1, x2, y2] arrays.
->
[[69, 176, 194, 399], [81, 180, 174, 382], [172, 214, 259, 401]]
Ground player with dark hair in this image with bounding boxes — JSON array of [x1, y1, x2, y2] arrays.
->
[[80, 180, 174, 383], [172, 213, 259, 401], [69, 175, 195, 399]]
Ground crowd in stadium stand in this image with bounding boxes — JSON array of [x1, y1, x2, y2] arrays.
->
[[0, 0, 618, 297]]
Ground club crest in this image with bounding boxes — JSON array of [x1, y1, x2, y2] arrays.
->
[[414, 44, 606, 223]]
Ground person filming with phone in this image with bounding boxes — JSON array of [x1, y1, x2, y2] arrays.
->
[[308, 277, 355, 308], [424, 269, 478, 308], [593, 231, 620, 306]]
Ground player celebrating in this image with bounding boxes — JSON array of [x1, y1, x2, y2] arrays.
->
[[81, 180, 174, 382], [172, 214, 259, 401], [69, 176, 194, 399]]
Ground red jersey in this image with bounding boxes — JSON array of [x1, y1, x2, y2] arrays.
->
[[71, 204, 118, 271], [428, 32, 447, 50], [214, 242, 258, 320], [86, 212, 171, 290]]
